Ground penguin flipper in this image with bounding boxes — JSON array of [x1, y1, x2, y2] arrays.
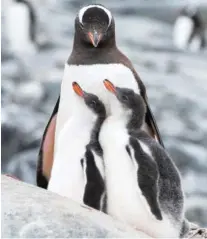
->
[[36, 97, 60, 189], [131, 69, 165, 148], [83, 148, 105, 211], [129, 137, 163, 221], [145, 101, 165, 148]]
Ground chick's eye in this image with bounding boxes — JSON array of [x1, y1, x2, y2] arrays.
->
[[90, 100, 96, 107], [121, 95, 128, 101]]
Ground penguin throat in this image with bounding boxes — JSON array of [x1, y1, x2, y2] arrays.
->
[[74, 109, 98, 125], [110, 101, 143, 131], [71, 99, 97, 124], [89, 114, 106, 151], [127, 111, 144, 132]]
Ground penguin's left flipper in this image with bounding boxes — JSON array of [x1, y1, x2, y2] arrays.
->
[[128, 137, 163, 221], [130, 68, 165, 148], [145, 101, 164, 148], [36, 97, 60, 189], [83, 148, 105, 211]]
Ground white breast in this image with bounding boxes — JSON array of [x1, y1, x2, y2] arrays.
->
[[48, 116, 94, 203], [173, 16, 194, 50], [55, 63, 139, 145], [99, 117, 179, 238], [5, 2, 36, 54]]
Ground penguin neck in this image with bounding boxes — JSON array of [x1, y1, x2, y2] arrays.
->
[[73, 103, 97, 125], [110, 108, 142, 132], [72, 98, 106, 137], [110, 98, 143, 132], [126, 110, 143, 133], [90, 113, 106, 147]]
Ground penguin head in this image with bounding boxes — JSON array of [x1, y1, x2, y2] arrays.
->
[[181, 4, 198, 17], [75, 4, 115, 48], [72, 82, 106, 117], [103, 79, 146, 123]]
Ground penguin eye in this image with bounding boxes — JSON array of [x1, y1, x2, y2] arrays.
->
[[90, 100, 96, 107], [121, 95, 129, 102]]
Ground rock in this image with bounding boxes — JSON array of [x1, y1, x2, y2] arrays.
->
[[1, 176, 150, 238], [1, 106, 45, 167], [2, 176, 207, 238], [1, 123, 20, 163], [167, 144, 207, 176], [12, 81, 45, 107]]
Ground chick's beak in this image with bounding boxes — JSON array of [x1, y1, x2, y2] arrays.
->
[[103, 79, 116, 94], [88, 31, 102, 47], [72, 82, 84, 97]]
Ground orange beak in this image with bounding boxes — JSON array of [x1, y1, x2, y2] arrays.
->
[[103, 79, 116, 94], [88, 31, 101, 47], [72, 82, 84, 97]]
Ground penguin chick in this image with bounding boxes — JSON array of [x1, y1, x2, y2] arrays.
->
[[99, 79, 189, 238], [48, 82, 106, 212], [74, 82, 107, 211]]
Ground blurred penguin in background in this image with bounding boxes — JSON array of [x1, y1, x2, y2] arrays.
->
[[5, 0, 39, 56], [173, 3, 206, 52], [3, 0, 51, 81]]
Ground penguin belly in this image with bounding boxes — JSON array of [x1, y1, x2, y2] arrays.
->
[[173, 16, 194, 50], [55, 63, 139, 144], [48, 117, 94, 203], [99, 118, 179, 238], [6, 4, 36, 54]]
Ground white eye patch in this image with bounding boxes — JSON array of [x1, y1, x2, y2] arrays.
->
[[78, 5, 112, 27]]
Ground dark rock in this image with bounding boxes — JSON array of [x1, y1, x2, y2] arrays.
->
[[1, 123, 20, 163], [4, 149, 38, 185], [167, 143, 207, 176]]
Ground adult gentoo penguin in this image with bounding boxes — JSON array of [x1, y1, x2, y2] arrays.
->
[[5, 0, 38, 55], [36, 4, 164, 188], [100, 79, 189, 238], [48, 82, 106, 211], [173, 4, 206, 51]]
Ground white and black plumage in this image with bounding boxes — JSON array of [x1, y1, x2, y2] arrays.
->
[[36, 4, 164, 189], [99, 79, 189, 238], [173, 4, 206, 52], [5, 0, 38, 55], [48, 82, 106, 211]]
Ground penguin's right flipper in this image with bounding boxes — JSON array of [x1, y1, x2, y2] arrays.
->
[[83, 148, 105, 211], [128, 137, 163, 221], [36, 97, 60, 189]]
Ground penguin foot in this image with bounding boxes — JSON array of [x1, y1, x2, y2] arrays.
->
[[188, 227, 207, 238]]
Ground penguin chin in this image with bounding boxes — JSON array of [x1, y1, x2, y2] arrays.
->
[[111, 104, 132, 120]]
